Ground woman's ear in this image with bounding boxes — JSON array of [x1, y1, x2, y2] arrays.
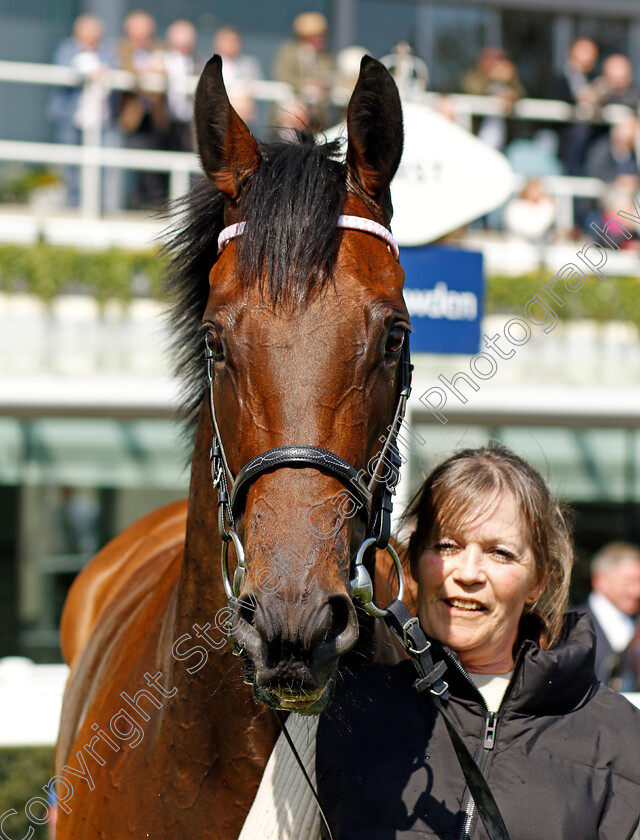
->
[[525, 575, 544, 609]]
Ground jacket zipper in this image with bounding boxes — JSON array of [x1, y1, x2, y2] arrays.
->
[[449, 647, 526, 840], [457, 711, 497, 840]]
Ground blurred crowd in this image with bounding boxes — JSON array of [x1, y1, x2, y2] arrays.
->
[[459, 38, 640, 245], [46, 10, 640, 239], [48, 9, 350, 210]]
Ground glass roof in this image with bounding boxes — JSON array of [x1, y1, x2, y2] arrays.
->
[[411, 423, 639, 503], [0, 417, 190, 490]]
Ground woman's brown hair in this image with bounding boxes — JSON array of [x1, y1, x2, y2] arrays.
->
[[403, 443, 574, 649]]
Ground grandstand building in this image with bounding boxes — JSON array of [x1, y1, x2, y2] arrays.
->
[[0, 0, 638, 664], [3, 0, 640, 142]]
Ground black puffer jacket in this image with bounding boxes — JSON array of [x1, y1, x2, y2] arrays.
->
[[316, 611, 640, 840]]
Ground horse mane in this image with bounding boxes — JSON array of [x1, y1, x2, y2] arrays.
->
[[163, 133, 346, 430]]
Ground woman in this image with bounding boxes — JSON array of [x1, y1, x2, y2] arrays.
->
[[240, 444, 640, 839]]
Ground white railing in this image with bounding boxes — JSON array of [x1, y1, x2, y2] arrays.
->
[[0, 59, 293, 218], [0, 59, 622, 225], [0, 138, 198, 215], [420, 89, 633, 131]]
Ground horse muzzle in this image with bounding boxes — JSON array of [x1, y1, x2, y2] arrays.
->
[[230, 588, 358, 713]]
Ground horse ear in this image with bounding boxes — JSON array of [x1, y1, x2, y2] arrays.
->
[[194, 55, 261, 201], [346, 56, 403, 218]]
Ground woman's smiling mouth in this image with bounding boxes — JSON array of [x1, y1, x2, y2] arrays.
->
[[445, 597, 487, 612]]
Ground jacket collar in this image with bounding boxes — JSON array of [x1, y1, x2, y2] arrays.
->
[[430, 611, 598, 716]]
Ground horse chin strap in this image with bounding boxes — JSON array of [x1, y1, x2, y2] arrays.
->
[[207, 214, 410, 616]]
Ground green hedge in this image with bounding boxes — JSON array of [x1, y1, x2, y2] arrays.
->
[[0, 747, 55, 839], [0, 244, 167, 306], [486, 271, 640, 328], [0, 244, 638, 327]]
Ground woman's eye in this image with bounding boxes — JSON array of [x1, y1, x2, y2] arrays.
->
[[434, 540, 457, 552], [385, 329, 405, 355], [205, 327, 224, 360], [492, 547, 515, 561]]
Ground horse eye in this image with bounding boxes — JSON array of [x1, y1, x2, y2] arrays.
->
[[205, 327, 223, 360], [385, 329, 405, 355]]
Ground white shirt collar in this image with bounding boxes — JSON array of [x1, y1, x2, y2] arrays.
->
[[588, 591, 636, 652], [468, 672, 512, 713]]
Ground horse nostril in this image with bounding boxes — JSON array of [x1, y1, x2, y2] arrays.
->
[[325, 595, 350, 643], [237, 597, 257, 628], [318, 593, 358, 659]]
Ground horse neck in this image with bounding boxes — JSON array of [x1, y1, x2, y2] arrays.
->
[[151, 400, 279, 799]]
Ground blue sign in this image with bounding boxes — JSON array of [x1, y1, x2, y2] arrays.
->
[[399, 245, 483, 354]]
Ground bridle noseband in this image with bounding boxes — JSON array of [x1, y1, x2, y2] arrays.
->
[[207, 214, 411, 618]]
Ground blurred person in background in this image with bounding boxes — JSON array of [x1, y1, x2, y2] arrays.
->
[[48, 14, 115, 207], [598, 176, 640, 248], [462, 48, 525, 150], [380, 41, 429, 100], [590, 54, 640, 112], [504, 178, 556, 245], [584, 112, 639, 183], [212, 25, 262, 127], [213, 25, 262, 89], [273, 12, 334, 128], [58, 486, 99, 556], [461, 46, 507, 96], [116, 10, 169, 209], [581, 54, 640, 191], [163, 19, 199, 153], [273, 98, 311, 141], [478, 56, 525, 150], [333, 45, 369, 110], [461, 47, 525, 106], [584, 542, 640, 690], [548, 37, 599, 176], [549, 37, 599, 107], [581, 112, 639, 237]]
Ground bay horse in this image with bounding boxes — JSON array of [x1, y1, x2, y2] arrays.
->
[[54, 55, 409, 839]]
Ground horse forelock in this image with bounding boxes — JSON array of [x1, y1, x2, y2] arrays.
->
[[164, 133, 348, 432], [236, 134, 346, 306]]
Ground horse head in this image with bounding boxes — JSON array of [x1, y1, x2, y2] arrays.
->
[[192, 54, 406, 713]]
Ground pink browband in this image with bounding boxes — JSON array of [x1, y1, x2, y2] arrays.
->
[[217, 214, 400, 261]]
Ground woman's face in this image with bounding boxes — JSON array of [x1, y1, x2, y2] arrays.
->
[[412, 491, 541, 674]]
